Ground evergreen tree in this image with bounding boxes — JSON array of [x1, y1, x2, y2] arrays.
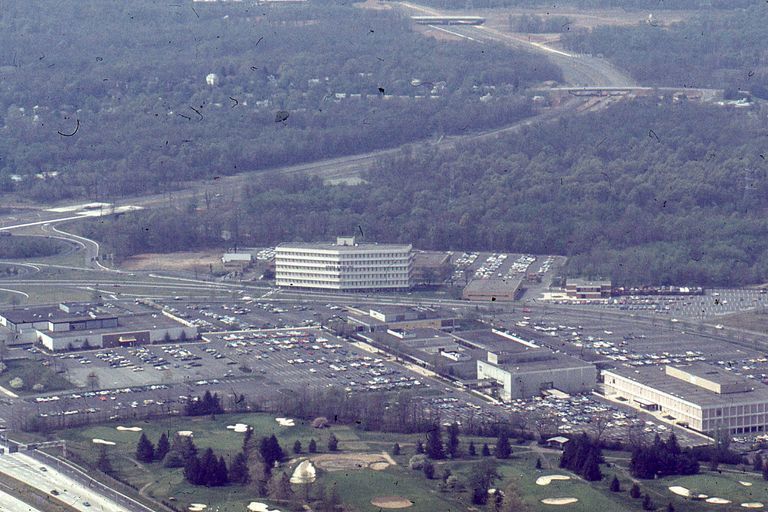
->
[[642, 494, 655, 511], [259, 435, 284, 473], [155, 432, 170, 462], [415, 440, 424, 454], [214, 455, 229, 486], [426, 425, 445, 460], [199, 448, 218, 486], [135, 433, 155, 463], [184, 454, 202, 485], [328, 432, 339, 452], [666, 433, 681, 456], [309, 438, 318, 453], [630, 483, 641, 499], [495, 429, 512, 460], [581, 452, 602, 482], [535, 458, 542, 470], [229, 452, 249, 484], [468, 441, 476, 457], [327, 433, 339, 452], [446, 422, 461, 459], [482, 443, 491, 457], [96, 445, 113, 475], [293, 440, 302, 454], [423, 459, 435, 479], [762, 461, 768, 481], [755, 453, 764, 472], [392, 442, 400, 456], [609, 476, 621, 492]]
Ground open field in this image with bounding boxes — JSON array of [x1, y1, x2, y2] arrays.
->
[[120, 252, 223, 273], [717, 310, 768, 333], [0, 359, 73, 395], [479, 7, 695, 33], [643, 472, 768, 511], [33, 410, 768, 512]]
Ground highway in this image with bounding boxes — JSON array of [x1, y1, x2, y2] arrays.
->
[[0, 489, 42, 512], [0, 451, 135, 512], [397, 1, 635, 87]]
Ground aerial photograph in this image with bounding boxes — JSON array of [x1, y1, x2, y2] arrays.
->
[[0, 0, 767, 510]]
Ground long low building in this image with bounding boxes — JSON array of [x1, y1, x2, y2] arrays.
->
[[603, 364, 768, 435], [459, 329, 596, 401], [0, 302, 197, 351]]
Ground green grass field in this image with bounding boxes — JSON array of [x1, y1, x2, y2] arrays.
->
[[643, 471, 768, 511], [0, 359, 73, 394], [40, 412, 768, 512]]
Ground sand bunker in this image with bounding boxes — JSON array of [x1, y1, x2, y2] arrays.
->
[[312, 452, 393, 472], [226, 423, 249, 433], [669, 486, 691, 497], [189, 505, 207, 512], [275, 417, 295, 427], [177, 430, 193, 437], [247, 503, 281, 512], [370, 496, 413, 509], [707, 498, 732, 504], [742, 482, 754, 487], [290, 460, 317, 484], [92, 438, 116, 446], [116, 426, 142, 432], [537, 475, 572, 486], [742, 504, 764, 509], [541, 498, 579, 505]]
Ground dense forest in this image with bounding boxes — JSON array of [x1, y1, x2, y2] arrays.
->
[[416, 0, 753, 11], [0, 0, 559, 201], [562, 4, 768, 94], [77, 98, 768, 287]]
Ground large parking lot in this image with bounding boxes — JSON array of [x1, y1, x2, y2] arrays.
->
[[588, 288, 768, 321], [495, 309, 762, 367], [157, 299, 338, 332]]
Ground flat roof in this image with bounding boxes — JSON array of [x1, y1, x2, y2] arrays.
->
[[463, 277, 523, 296], [277, 241, 411, 252], [671, 363, 750, 388], [452, 329, 537, 354], [0, 306, 117, 325], [605, 365, 768, 407], [482, 352, 594, 373], [567, 279, 611, 286], [41, 314, 187, 339]]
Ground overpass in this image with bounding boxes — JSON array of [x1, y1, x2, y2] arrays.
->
[[411, 15, 485, 25], [532, 86, 723, 101]]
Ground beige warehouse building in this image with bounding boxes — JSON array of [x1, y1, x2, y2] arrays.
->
[[603, 364, 768, 435], [465, 329, 596, 401]]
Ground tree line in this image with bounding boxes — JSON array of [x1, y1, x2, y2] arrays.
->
[[562, 4, 768, 95], [78, 97, 768, 287], [0, 0, 559, 202]]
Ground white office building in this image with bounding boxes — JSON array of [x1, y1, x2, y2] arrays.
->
[[603, 364, 768, 435], [275, 236, 412, 291]]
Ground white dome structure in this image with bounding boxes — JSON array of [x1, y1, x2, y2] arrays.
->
[[206, 73, 219, 86]]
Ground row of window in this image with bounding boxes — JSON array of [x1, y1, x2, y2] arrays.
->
[[275, 250, 411, 260], [277, 279, 409, 287]]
